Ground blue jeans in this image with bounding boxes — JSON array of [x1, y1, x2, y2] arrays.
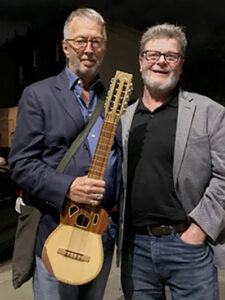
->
[[33, 217, 117, 300], [121, 232, 219, 300]]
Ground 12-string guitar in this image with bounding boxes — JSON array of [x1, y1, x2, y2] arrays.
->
[[42, 70, 133, 285]]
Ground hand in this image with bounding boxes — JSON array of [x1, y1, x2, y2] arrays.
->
[[180, 222, 207, 245], [66, 175, 105, 206]]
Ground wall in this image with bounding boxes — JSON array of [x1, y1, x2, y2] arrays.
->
[[101, 21, 142, 100]]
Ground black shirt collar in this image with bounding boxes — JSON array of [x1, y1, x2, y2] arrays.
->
[[136, 87, 179, 113]]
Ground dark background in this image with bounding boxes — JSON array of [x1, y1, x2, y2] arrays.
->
[[1, 0, 225, 106]]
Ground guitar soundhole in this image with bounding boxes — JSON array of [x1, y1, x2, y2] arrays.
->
[[93, 214, 98, 225], [69, 205, 79, 217], [76, 214, 90, 227]]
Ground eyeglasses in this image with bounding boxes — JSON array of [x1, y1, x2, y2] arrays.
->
[[142, 50, 184, 64], [66, 37, 106, 50]]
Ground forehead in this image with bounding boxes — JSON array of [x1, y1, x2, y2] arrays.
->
[[144, 38, 181, 52], [69, 17, 103, 37]]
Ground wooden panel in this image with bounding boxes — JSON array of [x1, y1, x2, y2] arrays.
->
[[0, 107, 18, 147]]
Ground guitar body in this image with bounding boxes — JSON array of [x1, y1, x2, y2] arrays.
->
[[42, 200, 108, 285], [42, 70, 133, 285], [42, 224, 103, 285]]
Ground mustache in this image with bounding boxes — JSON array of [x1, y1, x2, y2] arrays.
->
[[80, 53, 97, 60]]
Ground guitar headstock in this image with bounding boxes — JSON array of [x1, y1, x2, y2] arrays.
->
[[105, 70, 133, 123]]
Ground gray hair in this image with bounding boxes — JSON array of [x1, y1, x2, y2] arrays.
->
[[140, 23, 187, 56], [63, 8, 107, 40]]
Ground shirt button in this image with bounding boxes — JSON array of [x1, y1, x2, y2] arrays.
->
[[78, 80, 81, 85], [91, 134, 95, 138]]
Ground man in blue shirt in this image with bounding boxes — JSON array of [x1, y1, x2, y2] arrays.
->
[[9, 8, 122, 300]]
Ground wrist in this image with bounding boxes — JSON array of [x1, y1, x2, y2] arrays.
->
[[189, 221, 207, 240]]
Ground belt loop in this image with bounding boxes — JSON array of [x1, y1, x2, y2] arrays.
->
[[170, 225, 176, 236], [147, 226, 153, 236]]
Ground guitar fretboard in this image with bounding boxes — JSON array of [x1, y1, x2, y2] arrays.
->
[[88, 70, 132, 181], [88, 120, 117, 179]]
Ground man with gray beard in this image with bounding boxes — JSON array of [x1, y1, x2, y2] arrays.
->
[[118, 23, 225, 299]]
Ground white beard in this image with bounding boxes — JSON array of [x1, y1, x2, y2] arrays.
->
[[141, 69, 181, 93]]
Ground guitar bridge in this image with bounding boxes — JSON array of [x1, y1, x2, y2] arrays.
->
[[58, 248, 90, 262]]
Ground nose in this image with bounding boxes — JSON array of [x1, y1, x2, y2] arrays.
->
[[157, 54, 166, 63], [84, 41, 94, 52]]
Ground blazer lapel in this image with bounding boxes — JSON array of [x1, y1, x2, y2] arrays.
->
[[54, 70, 85, 132], [122, 99, 139, 186], [173, 90, 196, 184]]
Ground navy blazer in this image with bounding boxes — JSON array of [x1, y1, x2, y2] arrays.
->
[[9, 69, 122, 257]]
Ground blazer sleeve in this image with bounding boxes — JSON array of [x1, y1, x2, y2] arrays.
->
[[189, 105, 225, 241], [9, 85, 74, 213]]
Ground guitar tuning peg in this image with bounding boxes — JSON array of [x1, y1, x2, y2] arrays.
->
[[104, 96, 108, 106], [128, 89, 133, 96]]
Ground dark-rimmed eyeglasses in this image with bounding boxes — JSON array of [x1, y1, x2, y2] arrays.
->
[[142, 50, 184, 64], [66, 37, 106, 50]]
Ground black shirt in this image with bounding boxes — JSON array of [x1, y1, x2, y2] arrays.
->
[[127, 92, 187, 226]]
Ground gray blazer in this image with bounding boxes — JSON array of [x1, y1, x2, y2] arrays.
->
[[118, 89, 225, 268]]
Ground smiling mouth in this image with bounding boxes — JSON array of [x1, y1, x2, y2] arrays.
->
[[151, 69, 170, 78], [153, 69, 169, 74]]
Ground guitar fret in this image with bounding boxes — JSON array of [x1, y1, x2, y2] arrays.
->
[[89, 170, 105, 178], [94, 149, 109, 156], [89, 162, 108, 173], [90, 163, 108, 171], [89, 159, 108, 168], [90, 168, 103, 176], [101, 130, 113, 137], [94, 150, 110, 157], [95, 143, 112, 151], [92, 157, 109, 165]]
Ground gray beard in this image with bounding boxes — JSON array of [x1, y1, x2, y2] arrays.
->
[[141, 70, 180, 93]]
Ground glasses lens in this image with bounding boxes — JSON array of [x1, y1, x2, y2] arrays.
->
[[145, 51, 160, 62], [73, 38, 87, 49], [165, 53, 179, 63], [91, 39, 104, 48]]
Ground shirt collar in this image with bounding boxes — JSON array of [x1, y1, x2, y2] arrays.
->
[[65, 66, 103, 92], [165, 87, 179, 108], [137, 87, 179, 113]]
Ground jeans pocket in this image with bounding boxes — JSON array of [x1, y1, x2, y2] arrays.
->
[[175, 232, 206, 248]]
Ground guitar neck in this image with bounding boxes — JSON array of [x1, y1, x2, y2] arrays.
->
[[88, 70, 133, 180], [88, 119, 118, 180]]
